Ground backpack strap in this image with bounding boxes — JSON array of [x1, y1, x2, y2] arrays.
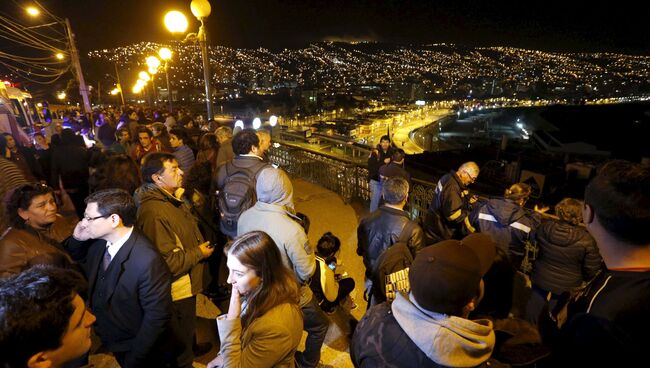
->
[[397, 220, 416, 244]]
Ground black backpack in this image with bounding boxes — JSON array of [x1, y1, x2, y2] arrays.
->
[[372, 221, 416, 303], [217, 161, 270, 238]]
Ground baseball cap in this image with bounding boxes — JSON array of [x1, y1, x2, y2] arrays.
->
[[409, 233, 497, 315]]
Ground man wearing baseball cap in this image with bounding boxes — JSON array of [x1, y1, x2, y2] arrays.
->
[[351, 233, 498, 368]]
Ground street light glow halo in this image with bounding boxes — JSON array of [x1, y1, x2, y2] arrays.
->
[[164, 10, 188, 33], [146, 56, 161, 69], [269, 115, 278, 127], [252, 117, 262, 129], [26, 6, 40, 16], [159, 47, 172, 60], [138, 71, 151, 81], [191, 0, 212, 19]]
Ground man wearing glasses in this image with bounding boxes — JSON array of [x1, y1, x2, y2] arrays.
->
[[69, 188, 173, 367], [424, 161, 480, 243]]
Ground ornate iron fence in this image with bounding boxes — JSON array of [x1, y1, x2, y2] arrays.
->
[[269, 144, 438, 223]]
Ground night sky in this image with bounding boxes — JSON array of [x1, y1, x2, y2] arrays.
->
[[2, 0, 649, 54]]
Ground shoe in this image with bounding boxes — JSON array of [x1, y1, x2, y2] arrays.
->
[[193, 341, 212, 357]]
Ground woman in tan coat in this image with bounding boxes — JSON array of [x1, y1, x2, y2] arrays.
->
[[208, 231, 303, 368]]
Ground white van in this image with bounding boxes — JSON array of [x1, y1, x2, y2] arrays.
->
[[0, 83, 39, 146]]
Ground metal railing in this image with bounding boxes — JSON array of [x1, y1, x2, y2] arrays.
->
[[269, 143, 438, 222]]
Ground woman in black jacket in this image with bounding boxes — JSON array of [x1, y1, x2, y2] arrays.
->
[[525, 198, 603, 324]]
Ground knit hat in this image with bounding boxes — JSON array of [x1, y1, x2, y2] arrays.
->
[[256, 167, 294, 210], [409, 233, 496, 315]]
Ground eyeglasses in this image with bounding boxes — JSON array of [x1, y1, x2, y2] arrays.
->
[[462, 171, 478, 183], [82, 215, 108, 222]]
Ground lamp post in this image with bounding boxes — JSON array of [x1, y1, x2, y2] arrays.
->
[[146, 56, 161, 104], [164, 0, 214, 120], [159, 47, 173, 113]]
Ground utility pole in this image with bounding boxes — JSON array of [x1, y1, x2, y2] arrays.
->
[[65, 18, 91, 113], [114, 63, 125, 106], [198, 19, 213, 120]]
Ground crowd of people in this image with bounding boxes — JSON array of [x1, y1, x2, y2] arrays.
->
[[1, 109, 649, 368]]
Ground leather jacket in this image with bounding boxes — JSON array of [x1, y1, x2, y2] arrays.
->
[[357, 206, 424, 278]]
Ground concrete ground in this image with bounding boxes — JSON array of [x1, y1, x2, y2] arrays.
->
[[90, 178, 368, 367]]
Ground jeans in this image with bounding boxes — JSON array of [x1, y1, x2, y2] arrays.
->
[[296, 297, 329, 368], [369, 179, 382, 212]]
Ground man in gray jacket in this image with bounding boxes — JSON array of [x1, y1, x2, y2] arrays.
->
[[238, 167, 328, 368]]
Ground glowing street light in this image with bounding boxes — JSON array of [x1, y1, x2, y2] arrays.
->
[[158, 47, 174, 112], [26, 6, 40, 16], [57, 91, 66, 100], [234, 120, 244, 130], [146, 56, 161, 70], [269, 115, 278, 127], [159, 47, 172, 61], [164, 11, 188, 34], [55, 52, 64, 60], [252, 117, 261, 130], [164, 0, 213, 120], [138, 71, 151, 82]]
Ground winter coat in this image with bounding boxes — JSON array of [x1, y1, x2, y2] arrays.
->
[[238, 201, 315, 307], [470, 198, 540, 264], [0, 215, 76, 278], [135, 183, 205, 296], [425, 171, 472, 242], [217, 303, 303, 368], [357, 206, 424, 278], [531, 220, 602, 295]]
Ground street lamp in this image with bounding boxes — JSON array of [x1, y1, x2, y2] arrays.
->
[[164, 11, 188, 33], [55, 52, 64, 60], [158, 47, 174, 113], [26, 7, 40, 17], [146, 56, 160, 103], [25, 4, 91, 114], [252, 117, 261, 130], [269, 115, 278, 137], [164, 0, 214, 120], [57, 91, 66, 100]]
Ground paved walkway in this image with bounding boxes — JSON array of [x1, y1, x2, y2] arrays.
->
[[90, 178, 368, 367]]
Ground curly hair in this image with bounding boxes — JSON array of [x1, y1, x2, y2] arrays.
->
[[5, 183, 54, 229]]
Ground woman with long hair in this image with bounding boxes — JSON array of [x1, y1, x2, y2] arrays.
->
[[207, 231, 303, 368], [196, 133, 220, 171]]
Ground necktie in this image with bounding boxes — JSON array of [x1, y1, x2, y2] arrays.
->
[[102, 246, 112, 271]]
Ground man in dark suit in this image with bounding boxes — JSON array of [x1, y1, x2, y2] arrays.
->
[[69, 188, 173, 367]]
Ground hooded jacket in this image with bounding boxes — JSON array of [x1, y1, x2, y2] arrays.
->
[[531, 220, 602, 295], [135, 183, 205, 296], [351, 292, 496, 368], [470, 198, 539, 260]]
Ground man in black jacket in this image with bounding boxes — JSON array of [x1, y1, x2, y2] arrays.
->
[[424, 161, 479, 243], [357, 176, 424, 302], [70, 189, 173, 367], [367, 135, 394, 212]]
